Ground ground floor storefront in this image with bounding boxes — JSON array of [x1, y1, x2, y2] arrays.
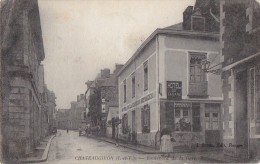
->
[[119, 96, 223, 151], [160, 99, 223, 150]]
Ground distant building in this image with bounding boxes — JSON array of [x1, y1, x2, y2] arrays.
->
[[56, 109, 70, 130], [1, 0, 46, 158], [117, 0, 223, 150], [85, 64, 123, 137], [220, 0, 260, 159]]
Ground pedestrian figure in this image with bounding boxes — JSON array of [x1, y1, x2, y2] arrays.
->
[[115, 124, 119, 147], [160, 127, 172, 157], [67, 129, 69, 133]]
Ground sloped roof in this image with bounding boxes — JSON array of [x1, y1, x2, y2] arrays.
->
[[162, 23, 183, 31]]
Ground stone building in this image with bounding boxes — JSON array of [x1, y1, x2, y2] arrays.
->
[[220, 0, 260, 160], [1, 0, 47, 158], [117, 0, 223, 150], [56, 109, 70, 130], [85, 64, 123, 137]]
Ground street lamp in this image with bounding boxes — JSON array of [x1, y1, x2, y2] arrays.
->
[[201, 59, 222, 75]]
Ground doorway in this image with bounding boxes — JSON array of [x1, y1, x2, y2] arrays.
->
[[132, 110, 136, 142], [205, 103, 221, 146]]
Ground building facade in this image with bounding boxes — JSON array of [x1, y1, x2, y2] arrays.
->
[[220, 0, 260, 159], [1, 0, 47, 158], [118, 0, 223, 150], [85, 65, 123, 137]]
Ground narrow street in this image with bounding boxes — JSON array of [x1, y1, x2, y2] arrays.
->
[[47, 130, 207, 164]]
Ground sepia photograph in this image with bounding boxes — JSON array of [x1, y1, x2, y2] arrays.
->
[[1, 0, 260, 163]]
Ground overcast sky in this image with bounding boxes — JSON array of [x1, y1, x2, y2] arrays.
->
[[38, 0, 195, 109]]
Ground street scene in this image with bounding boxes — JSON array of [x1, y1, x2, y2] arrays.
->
[[1, 0, 260, 163], [47, 130, 206, 164]]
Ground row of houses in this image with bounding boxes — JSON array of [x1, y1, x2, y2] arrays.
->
[[82, 0, 260, 160], [56, 94, 85, 130], [0, 0, 57, 160]]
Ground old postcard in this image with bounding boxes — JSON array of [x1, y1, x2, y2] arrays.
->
[[1, 0, 260, 163]]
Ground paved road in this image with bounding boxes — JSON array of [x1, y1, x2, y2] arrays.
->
[[46, 130, 208, 164]]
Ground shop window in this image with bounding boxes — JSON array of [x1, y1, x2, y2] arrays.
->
[[122, 114, 128, 134], [142, 104, 150, 133], [132, 73, 135, 98], [175, 108, 191, 132], [175, 103, 201, 132], [144, 61, 148, 91], [123, 80, 126, 103]]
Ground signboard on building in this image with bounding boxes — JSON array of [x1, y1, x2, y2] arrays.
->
[[167, 81, 182, 100]]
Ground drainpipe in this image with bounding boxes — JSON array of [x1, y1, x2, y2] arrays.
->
[[0, 1, 3, 161], [156, 34, 160, 149]]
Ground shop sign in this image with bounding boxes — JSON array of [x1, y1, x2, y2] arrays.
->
[[167, 81, 182, 100], [122, 92, 154, 112]]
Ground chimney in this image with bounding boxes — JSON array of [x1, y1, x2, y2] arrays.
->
[[80, 94, 84, 100], [101, 69, 110, 78], [85, 81, 93, 88], [114, 64, 124, 74]]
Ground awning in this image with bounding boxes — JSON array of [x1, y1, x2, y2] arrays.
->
[[222, 51, 260, 71]]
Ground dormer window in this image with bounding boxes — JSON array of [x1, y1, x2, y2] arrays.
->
[[191, 9, 205, 31]]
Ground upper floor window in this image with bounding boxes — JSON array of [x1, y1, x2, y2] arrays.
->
[[123, 80, 126, 103], [189, 53, 207, 83], [132, 73, 135, 98], [191, 10, 205, 31], [144, 61, 148, 91]]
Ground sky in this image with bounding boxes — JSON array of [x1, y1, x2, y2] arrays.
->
[[38, 0, 195, 109]]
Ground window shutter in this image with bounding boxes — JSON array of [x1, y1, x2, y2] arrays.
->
[[147, 106, 150, 132], [141, 108, 144, 132]]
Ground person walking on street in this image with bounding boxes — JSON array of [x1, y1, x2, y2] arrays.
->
[[67, 128, 69, 133], [160, 127, 172, 157]]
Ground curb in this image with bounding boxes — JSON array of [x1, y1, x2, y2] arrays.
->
[[87, 136, 161, 154], [21, 135, 56, 163]]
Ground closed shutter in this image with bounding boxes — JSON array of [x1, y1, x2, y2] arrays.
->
[[147, 106, 150, 132], [141, 108, 144, 132]]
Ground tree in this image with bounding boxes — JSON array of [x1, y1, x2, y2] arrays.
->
[[88, 88, 101, 127]]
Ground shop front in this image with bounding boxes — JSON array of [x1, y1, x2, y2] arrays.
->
[[160, 99, 222, 150]]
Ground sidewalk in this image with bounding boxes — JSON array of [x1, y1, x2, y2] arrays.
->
[[20, 135, 55, 163], [88, 135, 257, 163]]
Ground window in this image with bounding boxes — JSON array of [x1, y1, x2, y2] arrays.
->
[[190, 53, 206, 83], [123, 80, 126, 103], [174, 103, 201, 132], [191, 15, 205, 31], [122, 114, 128, 134], [142, 105, 150, 133], [144, 61, 148, 91], [175, 107, 191, 132], [132, 73, 135, 98]]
